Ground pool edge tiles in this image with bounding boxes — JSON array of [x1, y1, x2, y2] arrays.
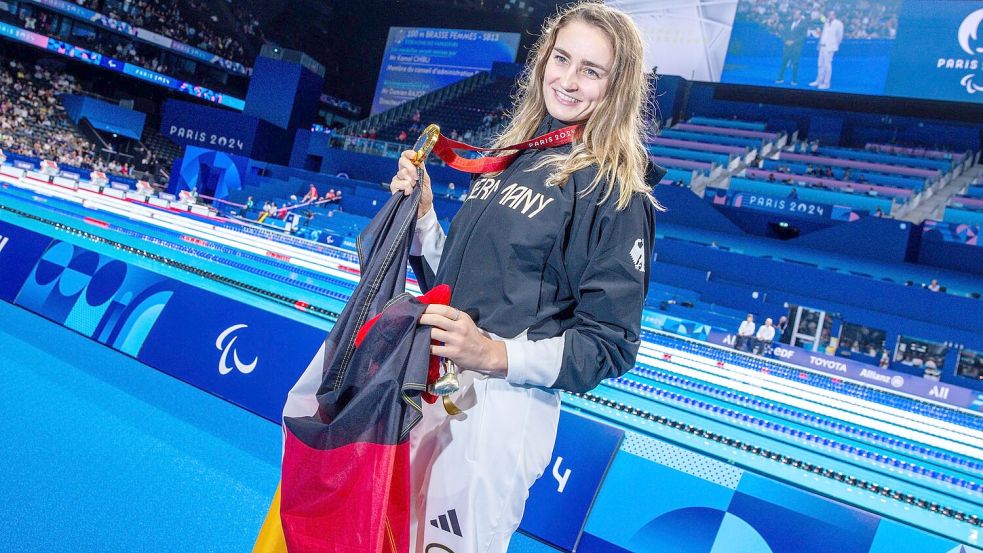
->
[[583, 434, 980, 553]]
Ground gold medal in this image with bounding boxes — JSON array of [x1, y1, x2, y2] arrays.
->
[[412, 124, 441, 166]]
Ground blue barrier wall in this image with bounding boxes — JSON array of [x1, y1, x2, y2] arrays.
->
[[790, 217, 914, 264], [918, 233, 983, 276], [244, 56, 324, 131], [655, 237, 983, 339], [654, 185, 746, 234], [317, 147, 468, 189], [712, 204, 834, 237], [61, 94, 146, 139]]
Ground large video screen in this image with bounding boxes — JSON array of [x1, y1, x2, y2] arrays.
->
[[616, 0, 983, 105], [371, 27, 520, 115]]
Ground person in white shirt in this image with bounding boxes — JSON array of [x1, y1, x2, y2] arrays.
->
[[810, 10, 844, 90], [737, 314, 756, 352], [754, 318, 776, 354]]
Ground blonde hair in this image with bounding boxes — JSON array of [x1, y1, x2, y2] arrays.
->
[[492, 1, 661, 210]]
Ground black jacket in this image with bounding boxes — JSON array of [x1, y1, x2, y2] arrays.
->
[[412, 117, 663, 393]]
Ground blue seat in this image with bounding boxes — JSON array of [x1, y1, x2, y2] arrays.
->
[[817, 147, 951, 172], [661, 129, 762, 148], [648, 146, 729, 166], [689, 116, 767, 132]]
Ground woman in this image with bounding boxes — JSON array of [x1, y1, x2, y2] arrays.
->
[[389, 3, 664, 551]]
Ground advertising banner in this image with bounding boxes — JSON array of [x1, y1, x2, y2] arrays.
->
[[708, 331, 981, 410], [137, 284, 326, 422], [161, 100, 258, 154], [885, 2, 983, 102]]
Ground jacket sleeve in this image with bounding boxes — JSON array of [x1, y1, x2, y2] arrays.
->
[[407, 207, 445, 293], [506, 194, 655, 393]]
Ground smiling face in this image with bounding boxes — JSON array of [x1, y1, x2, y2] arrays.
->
[[542, 20, 614, 124]]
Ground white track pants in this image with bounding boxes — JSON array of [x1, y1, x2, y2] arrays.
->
[[409, 371, 561, 553], [816, 47, 835, 88]]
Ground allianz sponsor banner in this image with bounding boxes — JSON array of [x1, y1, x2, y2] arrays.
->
[[519, 410, 624, 552], [708, 331, 980, 410]]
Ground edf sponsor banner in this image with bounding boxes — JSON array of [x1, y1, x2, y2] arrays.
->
[[0, 220, 55, 302], [708, 331, 980, 410], [519, 410, 624, 552], [885, 1, 983, 104], [137, 284, 326, 421]]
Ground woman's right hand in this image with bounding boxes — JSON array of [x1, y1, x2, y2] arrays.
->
[[390, 150, 433, 219]]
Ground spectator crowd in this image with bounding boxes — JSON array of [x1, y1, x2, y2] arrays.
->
[[74, 0, 262, 66], [737, 0, 899, 40], [0, 59, 137, 177]]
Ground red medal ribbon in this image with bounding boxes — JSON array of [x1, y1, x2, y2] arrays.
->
[[432, 125, 581, 173]]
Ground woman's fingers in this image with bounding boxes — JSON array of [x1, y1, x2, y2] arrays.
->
[[419, 312, 456, 330], [431, 344, 451, 358], [429, 327, 450, 344], [389, 176, 412, 195], [424, 304, 458, 319]]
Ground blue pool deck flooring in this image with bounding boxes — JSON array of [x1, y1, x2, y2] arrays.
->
[[0, 301, 555, 552]]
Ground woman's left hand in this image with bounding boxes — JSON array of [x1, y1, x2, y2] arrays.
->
[[419, 304, 508, 377]]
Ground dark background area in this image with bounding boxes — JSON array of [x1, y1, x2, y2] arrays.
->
[[240, 0, 559, 113]]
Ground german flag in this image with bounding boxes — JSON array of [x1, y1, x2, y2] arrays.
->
[[254, 188, 441, 552]]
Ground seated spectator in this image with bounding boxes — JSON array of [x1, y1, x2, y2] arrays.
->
[[736, 314, 756, 352], [927, 279, 942, 292], [302, 184, 318, 204], [239, 195, 254, 217], [776, 315, 789, 340], [257, 201, 272, 223], [754, 318, 776, 354]]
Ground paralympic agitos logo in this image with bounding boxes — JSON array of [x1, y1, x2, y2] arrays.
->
[[939, 8, 983, 94]]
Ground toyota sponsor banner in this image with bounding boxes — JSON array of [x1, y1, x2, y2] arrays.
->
[[519, 410, 624, 552], [708, 331, 981, 410], [137, 284, 326, 422]]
